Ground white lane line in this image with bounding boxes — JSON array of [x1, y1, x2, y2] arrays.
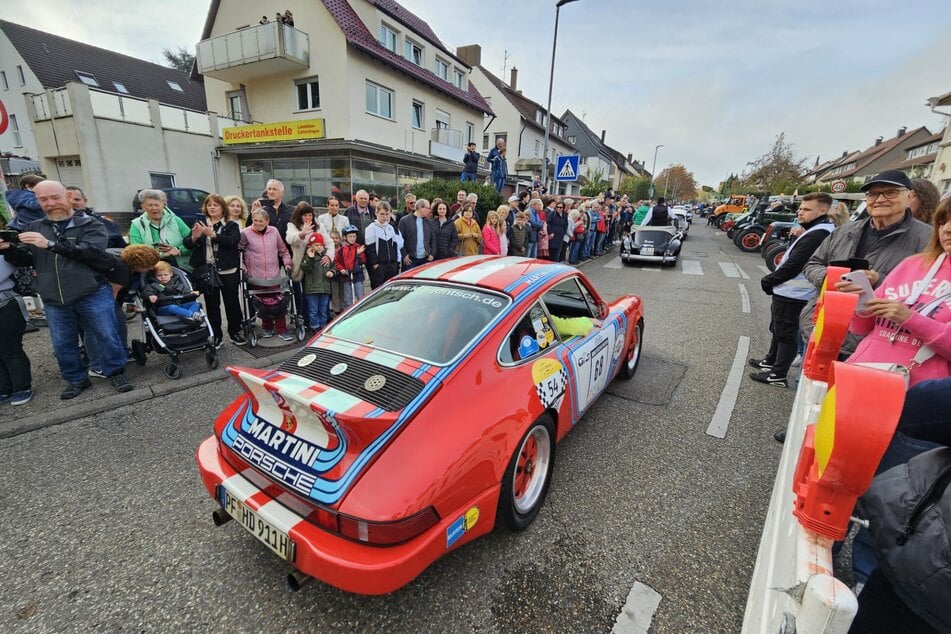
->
[[706, 336, 751, 439], [612, 582, 662, 634], [604, 257, 623, 269], [735, 264, 750, 279], [718, 262, 740, 278], [757, 264, 771, 275], [640, 268, 661, 273], [739, 283, 750, 313], [681, 260, 703, 275]]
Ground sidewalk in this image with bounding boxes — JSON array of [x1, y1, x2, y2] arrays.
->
[[3, 319, 303, 439]]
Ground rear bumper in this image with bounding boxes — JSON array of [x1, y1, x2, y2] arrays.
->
[[620, 252, 673, 263], [196, 436, 498, 595]]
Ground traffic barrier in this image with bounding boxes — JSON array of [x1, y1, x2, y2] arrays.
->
[[743, 269, 905, 633]]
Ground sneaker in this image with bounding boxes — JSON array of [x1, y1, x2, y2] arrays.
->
[[110, 374, 134, 393], [278, 332, 294, 342], [748, 358, 773, 370], [230, 334, 248, 346], [213, 336, 223, 350], [192, 311, 204, 322], [23, 323, 40, 333], [790, 354, 803, 367], [60, 380, 92, 400], [11, 389, 33, 406], [0, 393, 11, 405], [261, 329, 274, 338], [88, 368, 107, 379], [749, 370, 788, 388]]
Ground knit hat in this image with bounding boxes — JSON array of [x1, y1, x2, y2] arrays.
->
[[308, 233, 324, 246]]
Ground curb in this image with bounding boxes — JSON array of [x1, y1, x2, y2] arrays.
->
[[0, 348, 301, 440]]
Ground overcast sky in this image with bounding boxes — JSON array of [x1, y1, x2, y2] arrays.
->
[[4, 0, 950, 186]]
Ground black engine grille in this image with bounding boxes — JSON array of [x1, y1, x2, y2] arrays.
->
[[278, 348, 425, 412]]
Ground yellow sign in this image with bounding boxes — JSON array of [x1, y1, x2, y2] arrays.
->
[[222, 118, 325, 145]]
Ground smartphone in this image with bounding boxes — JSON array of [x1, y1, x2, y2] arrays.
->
[[0, 230, 19, 243], [260, 198, 275, 209], [841, 270, 875, 312], [830, 258, 870, 271]]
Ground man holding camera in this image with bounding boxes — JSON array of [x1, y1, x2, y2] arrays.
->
[[0, 180, 133, 399]]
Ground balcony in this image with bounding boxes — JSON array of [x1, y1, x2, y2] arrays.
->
[[429, 127, 464, 162], [196, 22, 309, 82]]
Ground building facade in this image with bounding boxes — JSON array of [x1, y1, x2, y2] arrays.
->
[[927, 90, 951, 194], [196, 0, 493, 207]]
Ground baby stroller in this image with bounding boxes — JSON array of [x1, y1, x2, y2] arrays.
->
[[239, 265, 306, 347], [128, 266, 219, 379]]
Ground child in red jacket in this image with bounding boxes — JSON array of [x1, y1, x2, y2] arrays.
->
[[334, 225, 366, 309]]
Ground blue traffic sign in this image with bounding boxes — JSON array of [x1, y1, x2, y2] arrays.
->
[[555, 155, 580, 182]]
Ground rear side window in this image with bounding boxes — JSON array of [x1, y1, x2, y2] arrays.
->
[[499, 302, 558, 365]]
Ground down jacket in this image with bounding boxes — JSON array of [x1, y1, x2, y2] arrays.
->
[[857, 447, 951, 631], [239, 225, 291, 281]]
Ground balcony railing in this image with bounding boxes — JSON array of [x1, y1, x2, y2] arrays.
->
[[431, 127, 463, 149], [196, 22, 310, 82]]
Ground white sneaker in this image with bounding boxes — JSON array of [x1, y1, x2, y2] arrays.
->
[[791, 354, 803, 367]]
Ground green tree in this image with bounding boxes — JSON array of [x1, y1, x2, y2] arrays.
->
[[738, 133, 808, 193], [580, 167, 610, 197], [409, 179, 501, 219], [618, 175, 651, 200], [162, 47, 195, 74]]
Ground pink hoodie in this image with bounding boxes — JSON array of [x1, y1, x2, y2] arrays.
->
[[848, 254, 951, 386]]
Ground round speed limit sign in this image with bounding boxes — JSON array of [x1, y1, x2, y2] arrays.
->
[[831, 180, 847, 193]]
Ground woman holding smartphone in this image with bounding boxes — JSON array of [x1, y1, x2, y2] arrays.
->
[[183, 194, 245, 347]]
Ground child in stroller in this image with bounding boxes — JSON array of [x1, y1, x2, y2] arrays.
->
[[144, 261, 204, 322]]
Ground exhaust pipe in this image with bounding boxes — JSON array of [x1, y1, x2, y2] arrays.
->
[[212, 508, 232, 526], [287, 569, 313, 592]]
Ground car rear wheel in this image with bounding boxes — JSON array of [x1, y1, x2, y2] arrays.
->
[[619, 321, 643, 380], [497, 415, 555, 531]]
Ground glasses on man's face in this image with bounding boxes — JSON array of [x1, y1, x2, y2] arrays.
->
[[865, 188, 904, 202]]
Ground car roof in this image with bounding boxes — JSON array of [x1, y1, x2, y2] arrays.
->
[[399, 256, 575, 298]]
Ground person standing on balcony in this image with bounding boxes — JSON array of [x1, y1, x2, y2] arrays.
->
[[461, 142, 480, 182]]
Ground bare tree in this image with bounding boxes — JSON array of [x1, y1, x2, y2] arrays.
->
[[739, 133, 808, 192]]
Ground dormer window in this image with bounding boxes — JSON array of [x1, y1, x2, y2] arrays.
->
[[75, 71, 99, 87], [453, 69, 466, 90], [166, 80, 183, 92], [379, 24, 398, 53], [113, 81, 129, 94], [434, 58, 449, 81], [404, 39, 423, 66]]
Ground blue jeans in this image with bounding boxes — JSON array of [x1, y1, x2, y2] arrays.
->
[[156, 300, 201, 319], [568, 240, 581, 264], [492, 174, 505, 193], [306, 293, 331, 329], [341, 274, 365, 308], [85, 300, 128, 371], [46, 284, 127, 383], [595, 232, 607, 255], [460, 172, 478, 182], [526, 243, 538, 259], [583, 231, 595, 259]]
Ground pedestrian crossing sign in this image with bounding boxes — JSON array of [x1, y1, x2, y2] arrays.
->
[[555, 155, 580, 182]]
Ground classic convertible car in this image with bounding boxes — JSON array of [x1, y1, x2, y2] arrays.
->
[[620, 226, 683, 266], [197, 256, 644, 594]]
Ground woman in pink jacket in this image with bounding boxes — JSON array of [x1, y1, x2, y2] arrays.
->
[[847, 198, 951, 387], [239, 209, 293, 339]]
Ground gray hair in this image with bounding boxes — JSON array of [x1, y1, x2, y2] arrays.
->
[[404, 192, 416, 201], [266, 179, 284, 192], [138, 188, 165, 203], [415, 198, 430, 209], [250, 208, 270, 221], [529, 198, 543, 208], [466, 193, 478, 202]]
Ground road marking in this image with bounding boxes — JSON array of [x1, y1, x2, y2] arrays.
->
[[739, 283, 750, 313], [706, 336, 750, 439], [735, 264, 750, 279], [681, 260, 703, 275], [612, 582, 662, 634], [718, 262, 740, 278], [604, 257, 622, 269], [757, 264, 771, 275], [640, 267, 661, 273]]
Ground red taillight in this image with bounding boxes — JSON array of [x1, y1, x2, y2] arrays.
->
[[338, 507, 441, 546]]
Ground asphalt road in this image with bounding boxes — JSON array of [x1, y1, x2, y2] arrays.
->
[[1, 223, 796, 633]]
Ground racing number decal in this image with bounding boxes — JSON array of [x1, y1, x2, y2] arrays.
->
[[567, 319, 621, 413], [532, 358, 568, 409]]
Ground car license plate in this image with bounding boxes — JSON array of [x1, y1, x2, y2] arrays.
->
[[640, 246, 654, 256], [219, 487, 295, 561]]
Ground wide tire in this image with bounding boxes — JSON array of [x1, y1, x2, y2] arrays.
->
[[619, 321, 643, 380], [764, 243, 787, 272], [736, 228, 764, 252], [497, 415, 555, 532]]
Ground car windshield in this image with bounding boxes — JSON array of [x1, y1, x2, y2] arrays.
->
[[633, 230, 672, 245], [325, 282, 511, 365]]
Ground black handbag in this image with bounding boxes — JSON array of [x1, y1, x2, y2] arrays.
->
[[193, 263, 222, 291]]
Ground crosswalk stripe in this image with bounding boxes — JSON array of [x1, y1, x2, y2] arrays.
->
[[681, 260, 703, 276], [718, 262, 740, 278], [603, 257, 622, 269], [757, 264, 770, 275]]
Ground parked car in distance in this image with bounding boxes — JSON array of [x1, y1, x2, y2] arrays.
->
[[132, 188, 210, 225]]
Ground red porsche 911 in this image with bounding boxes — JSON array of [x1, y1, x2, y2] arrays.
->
[[196, 256, 644, 594]]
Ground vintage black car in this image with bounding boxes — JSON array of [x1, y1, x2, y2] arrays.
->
[[620, 226, 683, 267]]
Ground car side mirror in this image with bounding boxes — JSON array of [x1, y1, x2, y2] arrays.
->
[[599, 301, 608, 319]]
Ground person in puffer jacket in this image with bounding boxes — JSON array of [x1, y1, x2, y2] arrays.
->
[[851, 446, 951, 633], [239, 208, 292, 340]]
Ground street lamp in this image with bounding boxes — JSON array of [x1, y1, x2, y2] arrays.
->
[[542, 0, 580, 194], [648, 144, 662, 198]]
